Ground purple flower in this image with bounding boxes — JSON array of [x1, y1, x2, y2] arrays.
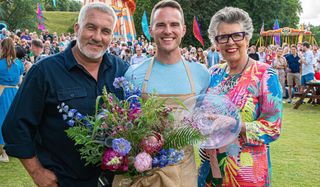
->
[[112, 138, 131, 156], [83, 121, 93, 129], [113, 77, 129, 89], [68, 109, 77, 118], [74, 112, 84, 121], [62, 114, 68, 121], [63, 105, 69, 113], [133, 87, 141, 97], [67, 119, 75, 127]]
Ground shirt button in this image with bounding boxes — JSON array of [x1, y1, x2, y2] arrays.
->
[[70, 93, 75, 97]]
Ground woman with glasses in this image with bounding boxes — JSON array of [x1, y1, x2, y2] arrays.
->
[[198, 7, 282, 187], [196, 47, 208, 67]]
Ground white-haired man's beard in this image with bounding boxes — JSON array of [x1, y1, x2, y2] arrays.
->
[[77, 38, 108, 60]]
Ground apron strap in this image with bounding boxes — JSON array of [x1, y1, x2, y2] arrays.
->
[[182, 59, 196, 94], [141, 57, 155, 94], [141, 57, 196, 95]]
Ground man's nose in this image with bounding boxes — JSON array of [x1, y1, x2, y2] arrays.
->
[[92, 30, 103, 42]]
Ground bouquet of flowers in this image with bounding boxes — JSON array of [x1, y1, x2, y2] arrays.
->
[[58, 77, 205, 180]]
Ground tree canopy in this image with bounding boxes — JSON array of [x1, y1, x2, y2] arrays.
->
[[0, 0, 38, 31], [0, 0, 81, 32], [133, 0, 302, 48]]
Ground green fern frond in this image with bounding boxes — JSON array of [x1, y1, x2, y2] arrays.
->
[[65, 126, 92, 145], [163, 127, 205, 149], [79, 142, 105, 166]]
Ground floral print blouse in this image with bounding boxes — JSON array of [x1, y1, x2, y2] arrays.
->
[[199, 61, 282, 187]]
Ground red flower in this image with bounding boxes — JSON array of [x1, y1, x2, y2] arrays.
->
[[140, 132, 164, 155], [101, 148, 128, 172]]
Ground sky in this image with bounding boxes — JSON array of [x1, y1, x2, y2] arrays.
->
[[299, 0, 320, 26]]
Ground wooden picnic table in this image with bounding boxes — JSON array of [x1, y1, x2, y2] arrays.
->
[[293, 81, 320, 109]]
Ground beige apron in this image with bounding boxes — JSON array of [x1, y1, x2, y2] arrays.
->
[[0, 85, 18, 96], [113, 58, 198, 187]]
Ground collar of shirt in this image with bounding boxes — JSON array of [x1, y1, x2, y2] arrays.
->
[[63, 40, 112, 72]]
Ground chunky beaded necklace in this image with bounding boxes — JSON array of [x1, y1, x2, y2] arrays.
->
[[219, 57, 250, 93]]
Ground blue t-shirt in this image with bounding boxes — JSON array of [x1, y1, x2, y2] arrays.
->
[[285, 54, 300, 73], [125, 58, 210, 95]]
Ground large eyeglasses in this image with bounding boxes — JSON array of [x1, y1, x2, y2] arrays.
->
[[215, 32, 247, 44]]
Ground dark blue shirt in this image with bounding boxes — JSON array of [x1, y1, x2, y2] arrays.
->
[[285, 54, 300, 73], [2, 40, 128, 187]]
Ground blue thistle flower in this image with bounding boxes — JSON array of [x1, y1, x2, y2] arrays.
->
[[112, 138, 131, 156], [113, 77, 129, 89]]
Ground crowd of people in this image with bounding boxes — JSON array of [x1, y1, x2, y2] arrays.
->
[[0, 0, 316, 186], [0, 23, 319, 105]]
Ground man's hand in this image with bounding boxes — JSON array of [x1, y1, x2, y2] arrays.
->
[[31, 167, 58, 187], [20, 157, 58, 187]]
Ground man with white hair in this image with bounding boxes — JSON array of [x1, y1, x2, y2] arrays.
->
[[2, 3, 128, 187]]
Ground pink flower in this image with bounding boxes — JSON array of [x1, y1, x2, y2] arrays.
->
[[128, 108, 141, 121], [141, 132, 164, 154], [101, 148, 128, 172], [134, 152, 152, 172]]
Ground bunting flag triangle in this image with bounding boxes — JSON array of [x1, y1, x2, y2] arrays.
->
[[37, 3, 45, 31], [193, 16, 204, 47], [273, 19, 280, 45], [260, 21, 264, 35], [141, 11, 151, 41]]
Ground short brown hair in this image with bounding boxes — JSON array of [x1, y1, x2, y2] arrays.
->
[[290, 44, 297, 49], [302, 41, 310, 48], [31, 39, 43, 49], [150, 0, 184, 26]]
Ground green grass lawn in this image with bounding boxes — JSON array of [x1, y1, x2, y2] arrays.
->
[[0, 103, 319, 186], [43, 11, 79, 35]]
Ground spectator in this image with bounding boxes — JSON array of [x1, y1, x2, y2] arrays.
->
[[248, 45, 259, 60], [258, 46, 266, 63], [285, 44, 301, 103], [20, 29, 32, 42], [300, 42, 315, 92], [43, 29, 53, 43], [207, 44, 220, 68], [146, 45, 155, 57], [122, 48, 132, 63], [30, 39, 46, 63], [0, 38, 24, 162], [272, 47, 287, 98], [130, 45, 148, 65], [196, 47, 208, 66]]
